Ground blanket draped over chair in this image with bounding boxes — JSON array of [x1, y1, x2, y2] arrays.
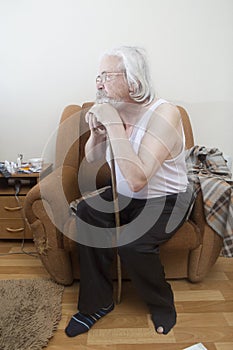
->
[[186, 145, 233, 257]]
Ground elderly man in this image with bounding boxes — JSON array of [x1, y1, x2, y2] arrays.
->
[[65, 46, 192, 336]]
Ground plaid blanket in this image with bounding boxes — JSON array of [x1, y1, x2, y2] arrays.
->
[[186, 146, 233, 257]]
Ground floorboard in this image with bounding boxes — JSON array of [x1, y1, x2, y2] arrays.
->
[[1, 240, 233, 350]]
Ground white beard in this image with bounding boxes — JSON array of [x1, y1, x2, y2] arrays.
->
[[96, 90, 124, 109], [96, 90, 111, 104]]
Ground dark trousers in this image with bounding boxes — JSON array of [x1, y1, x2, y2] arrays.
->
[[75, 187, 193, 329]]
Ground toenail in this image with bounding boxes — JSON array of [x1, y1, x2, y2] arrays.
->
[[156, 326, 164, 334]]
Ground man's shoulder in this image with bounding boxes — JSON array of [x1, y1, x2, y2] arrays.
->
[[150, 101, 180, 127], [156, 101, 179, 114]]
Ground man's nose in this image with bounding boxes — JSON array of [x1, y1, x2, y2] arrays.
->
[[96, 81, 104, 89]]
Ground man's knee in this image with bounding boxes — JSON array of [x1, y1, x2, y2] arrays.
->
[[118, 243, 134, 257], [118, 241, 159, 261], [76, 200, 89, 220]]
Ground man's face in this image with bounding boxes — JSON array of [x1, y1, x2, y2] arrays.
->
[[96, 55, 131, 104]]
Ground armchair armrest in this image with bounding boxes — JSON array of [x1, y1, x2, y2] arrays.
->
[[188, 190, 223, 282], [24, 165, 80, 285], [25, 165, 80, 227], [189, 190, 206, 235]]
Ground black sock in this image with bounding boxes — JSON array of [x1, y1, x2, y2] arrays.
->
[[65, 302, 114, 337], [151, 308, 177, 335]]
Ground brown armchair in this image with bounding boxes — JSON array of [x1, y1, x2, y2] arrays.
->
[[24, 103, 223, 285]]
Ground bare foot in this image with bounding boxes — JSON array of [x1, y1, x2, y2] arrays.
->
[[156, 326, 164, 334]]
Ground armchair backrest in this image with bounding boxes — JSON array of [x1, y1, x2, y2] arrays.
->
[[55, 104, 82, 169], [177, 106, 194, 149]]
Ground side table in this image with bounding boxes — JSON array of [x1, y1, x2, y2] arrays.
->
[[0, 163, 52, 239]]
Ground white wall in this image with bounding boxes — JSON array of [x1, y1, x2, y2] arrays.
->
[[1, 0, 233, 170]]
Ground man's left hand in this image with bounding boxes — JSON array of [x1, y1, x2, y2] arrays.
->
[[86, 103, 122, 128]]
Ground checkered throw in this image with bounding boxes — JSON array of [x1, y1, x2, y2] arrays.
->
[[186, 146, 233, 257]]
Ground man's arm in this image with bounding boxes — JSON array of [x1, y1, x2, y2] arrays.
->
[[88, 104, 182, 192], [108, 105, 182, 192], [88, 103, 182, 192]]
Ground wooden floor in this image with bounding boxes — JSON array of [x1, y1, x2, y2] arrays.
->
[[0, 240, 233, 350]]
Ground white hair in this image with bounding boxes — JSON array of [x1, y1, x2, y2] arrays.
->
[[101, 46, 155, 105]]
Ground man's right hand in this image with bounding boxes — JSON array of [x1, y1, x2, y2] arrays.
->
[[86, 111, 107, 136]]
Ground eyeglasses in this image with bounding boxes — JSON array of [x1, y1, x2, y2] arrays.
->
[[96, 72, 125, 84]]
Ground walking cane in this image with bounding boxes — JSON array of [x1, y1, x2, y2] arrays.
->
[[90, 107, 122, 304], [108, 138, 122, 304]]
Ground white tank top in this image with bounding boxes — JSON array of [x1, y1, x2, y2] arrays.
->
[[107, 99, 188, 199]]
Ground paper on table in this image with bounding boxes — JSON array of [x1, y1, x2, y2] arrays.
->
[[183, 343, 208, 350]]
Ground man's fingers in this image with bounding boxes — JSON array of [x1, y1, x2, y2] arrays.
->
[[85, 111, 93, 123]]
